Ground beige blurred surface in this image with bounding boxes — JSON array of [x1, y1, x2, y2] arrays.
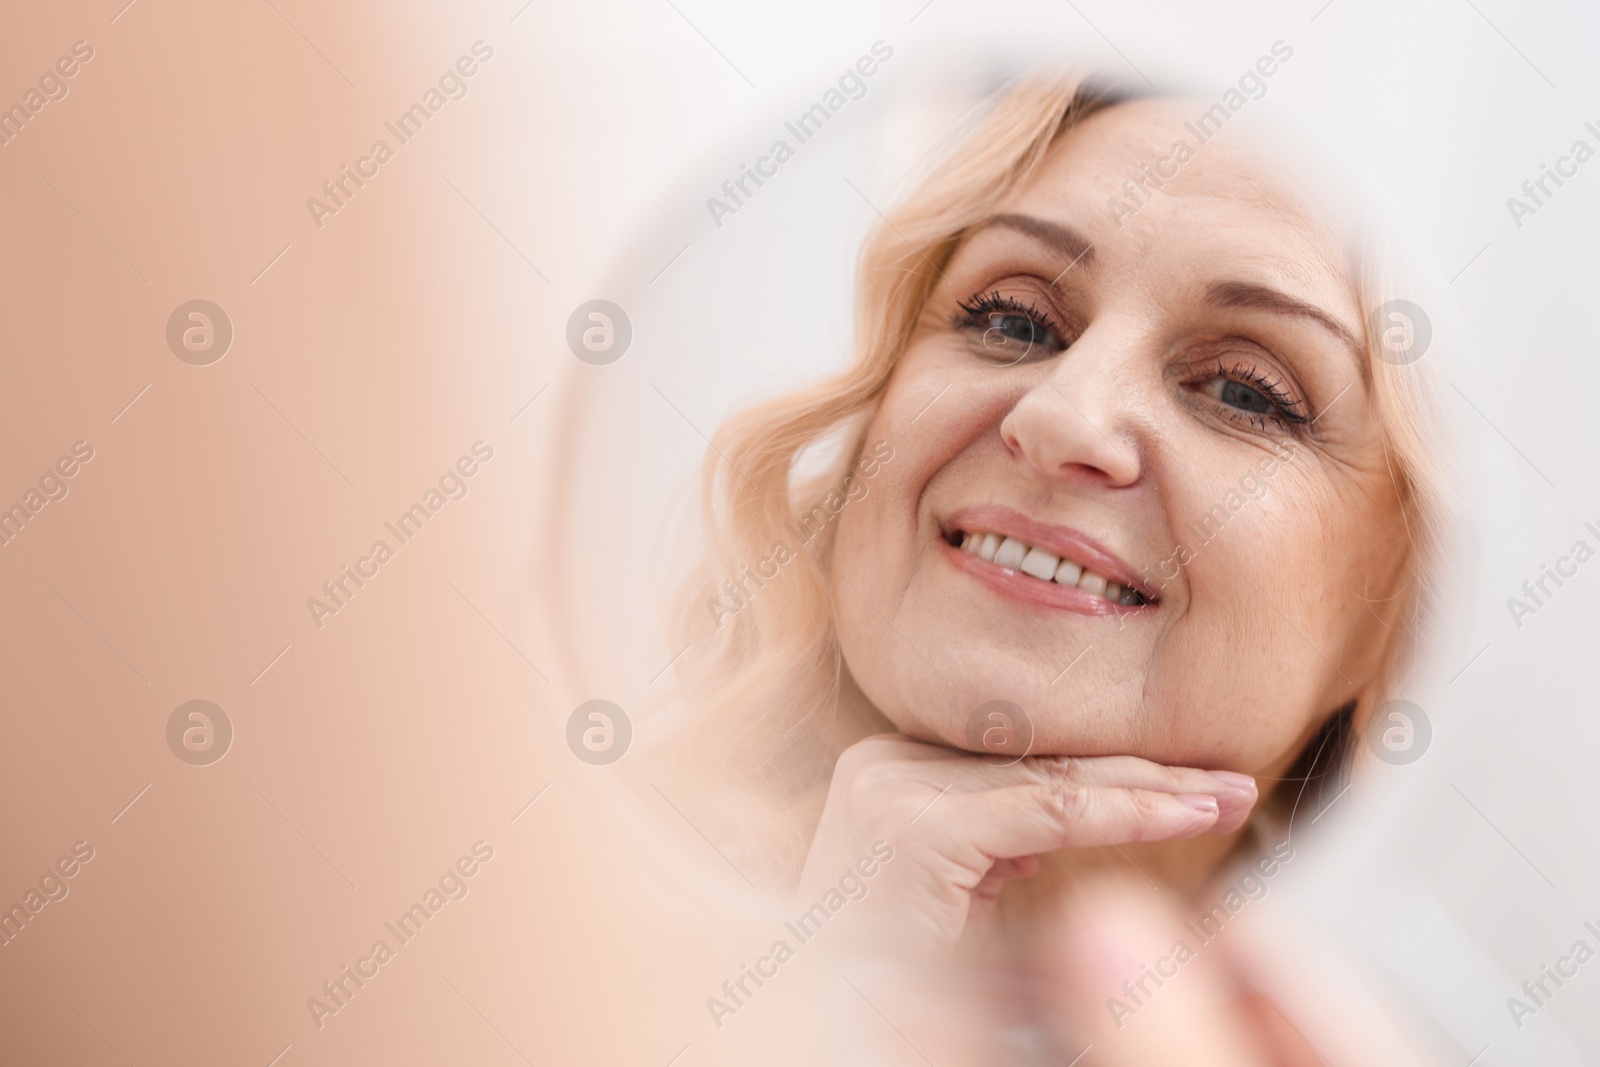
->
[[0, 2, 732, 1064]]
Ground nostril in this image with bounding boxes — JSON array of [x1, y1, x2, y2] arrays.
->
[[999, 426, 1024, 460]]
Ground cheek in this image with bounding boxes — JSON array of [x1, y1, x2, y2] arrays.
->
[[830, 485, 928, 732], [829, 421, 935, 629], [832, 361, 1000, 589], [1143, 460, 1361, 764], [831, 487, 890, 592], [1180, 459, 1355, 637], [828, 370, 999, 731]]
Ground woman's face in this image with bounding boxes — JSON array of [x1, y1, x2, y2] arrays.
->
[[831, 98, 1407, 772]]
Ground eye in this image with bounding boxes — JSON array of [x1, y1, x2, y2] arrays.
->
[[1186, 356, 1309, 430], [989, 312, 1045, 344], [953, 291, 1066, 365], [1210, 378, 1274, 414]]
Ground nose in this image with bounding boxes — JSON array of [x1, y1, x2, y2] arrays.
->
[[998, 336, 1143, 488]]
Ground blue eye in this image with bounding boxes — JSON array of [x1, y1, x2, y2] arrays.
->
[[987, 312, 1047, 345], [1218, 379, 1273, 414], [954, 292, 1065, 365], [1192, 359, 1309, 430]]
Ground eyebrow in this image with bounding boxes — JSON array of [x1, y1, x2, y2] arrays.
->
[[1204, 280, 1366, 369], [970, 213, 1095, 269]]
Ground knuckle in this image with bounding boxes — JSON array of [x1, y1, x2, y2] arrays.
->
[[839, 755, 923, 814], [834, 745, 868, 778], [851, 758, 902, 793], [1048, 781, 1090, 827], [1128, 790, 1164, 832], [836, 737, 892, 776], [1158, 764, 1193, 791], [845, 758, 892, 796], [1035, 754, 1075, 791]]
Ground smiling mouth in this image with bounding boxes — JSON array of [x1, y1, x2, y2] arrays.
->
[[942, 525, 1154, 608]]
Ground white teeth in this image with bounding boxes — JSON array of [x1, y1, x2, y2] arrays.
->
[[956, 527, 1144, 606], [1019, 546, 1059, 580], [992, 537, 1028, 570]]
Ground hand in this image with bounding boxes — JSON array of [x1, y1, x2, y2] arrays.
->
[[1041, 880, 1438, 1066], [794, 733, 1258, 959]]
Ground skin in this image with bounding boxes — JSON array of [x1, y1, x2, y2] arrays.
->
[[799, 99, 1408, 956], [871, 879, 1433, 1065]]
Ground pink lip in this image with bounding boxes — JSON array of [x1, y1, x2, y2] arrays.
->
[[939, 504, 1159, 613]]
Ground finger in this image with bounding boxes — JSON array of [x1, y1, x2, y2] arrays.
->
[[961, 858, 1040, 960], [1045, 756, 1258, 833], [833, 740, 1256, 840], [969, 855, 1041, 905], [990, 854, 1040, 880], [936, 781, 1220, 862], [919, 752, 1257, 834], [881, 749, 1255, 821], [841, 732, 969, 762], [1049, 755, 1256, 805], [1043, 880, 1271, 1067]]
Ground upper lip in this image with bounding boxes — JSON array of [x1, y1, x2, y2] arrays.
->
[[942, 504, 1157, 601]]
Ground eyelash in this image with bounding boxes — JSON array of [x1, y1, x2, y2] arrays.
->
[[1191, 355, 1310, 430], [952, 289, 1310, 432], [953, 291, 1068, 357]]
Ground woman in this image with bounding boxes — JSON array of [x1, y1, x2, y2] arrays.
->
[[666, 73, 1447, 968]]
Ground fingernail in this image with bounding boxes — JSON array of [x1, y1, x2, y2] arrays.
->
[[1209, 770, 1258, 797], [1177, 793, 1219, 815]]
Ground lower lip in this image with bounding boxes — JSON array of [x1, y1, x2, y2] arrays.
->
[[938, 539, 1153, 617]]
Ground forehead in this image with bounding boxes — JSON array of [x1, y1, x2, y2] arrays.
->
[[997, 98, 1356, 301]]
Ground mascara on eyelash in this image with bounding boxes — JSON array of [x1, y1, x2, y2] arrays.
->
[[953, 291, 1062, 334], [952, 299, 1311, 428], [1198, 356, 1311, 425]]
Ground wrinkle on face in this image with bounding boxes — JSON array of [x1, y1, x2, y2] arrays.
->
[[830, 99, 1405, 775]]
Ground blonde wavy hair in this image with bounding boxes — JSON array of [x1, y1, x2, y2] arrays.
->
[[662, 72, 1450, 879]]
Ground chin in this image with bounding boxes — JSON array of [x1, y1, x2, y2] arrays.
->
[[864, 649, 1132, 758]]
